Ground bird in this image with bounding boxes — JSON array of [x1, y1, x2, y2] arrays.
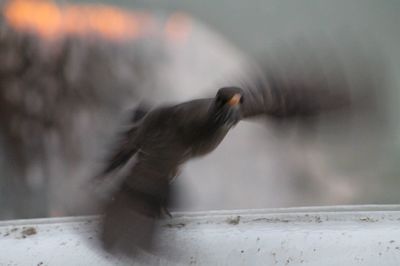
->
[[95, 59, 353, 255]]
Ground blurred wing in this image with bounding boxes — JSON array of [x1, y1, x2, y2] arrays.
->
[[99, 106, 150, 176], [241, 71, 350, 119], [100, 126, 141, 175], [100, 160, 171, 255], [240, 44, 357, 120]]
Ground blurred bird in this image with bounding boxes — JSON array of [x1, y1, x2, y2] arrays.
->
[[97, 61, 352, 255]]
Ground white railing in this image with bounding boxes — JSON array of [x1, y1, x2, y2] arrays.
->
[[1, 205, 400, 265]]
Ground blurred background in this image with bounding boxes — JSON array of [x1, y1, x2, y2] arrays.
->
[[0, 0, 399, 220]]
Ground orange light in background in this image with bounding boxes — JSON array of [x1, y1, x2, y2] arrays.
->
[[5, 0, 62, 38], [3, 0, 153, 41]]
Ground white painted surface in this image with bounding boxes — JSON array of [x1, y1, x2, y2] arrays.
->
[[1, 205, 400, 265]]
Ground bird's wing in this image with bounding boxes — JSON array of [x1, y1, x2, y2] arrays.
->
[[240, 70, 350, 119], [99, 105, 150, 176], [100, 125, 142, 175], [100, 159, 173, 255], [99, 105, 185, 255], [239, 44, 367, 120]]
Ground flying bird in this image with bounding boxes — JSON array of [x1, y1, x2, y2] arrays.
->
[[96, 56, 354, 255]]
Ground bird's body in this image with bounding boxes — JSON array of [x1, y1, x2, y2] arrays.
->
[[98, 63, 352, 254], [137, 98, 229, 163], [99, 92, 243, 252], [106, 98, 230, 173], [103, 94, 239, 213]]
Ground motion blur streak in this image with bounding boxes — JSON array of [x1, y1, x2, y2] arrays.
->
[[4, 0, 153, 40]]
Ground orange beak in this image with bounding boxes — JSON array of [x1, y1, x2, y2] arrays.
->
[[227, 94, 241, 106]]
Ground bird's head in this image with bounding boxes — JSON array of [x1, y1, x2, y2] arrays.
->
[[211, 86, 244, 128]]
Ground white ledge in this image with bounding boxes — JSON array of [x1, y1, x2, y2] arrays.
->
[[1, 205, 400, 265]]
